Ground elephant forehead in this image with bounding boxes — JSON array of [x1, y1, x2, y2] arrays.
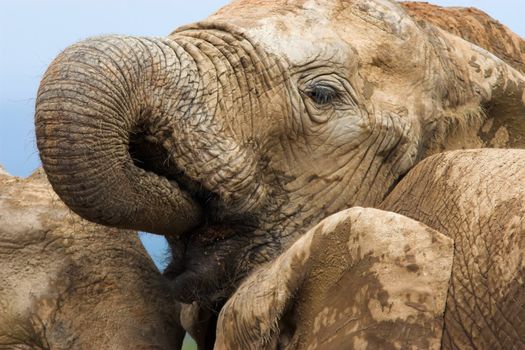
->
[[210, 0, 350, 65], [208, 0, 427, 75], [246, 12, 348, 64]]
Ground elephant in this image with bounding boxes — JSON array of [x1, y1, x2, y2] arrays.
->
[[34, 0, 525, 347], [215, 149, 525, 349], [0, 166, 184, 349]]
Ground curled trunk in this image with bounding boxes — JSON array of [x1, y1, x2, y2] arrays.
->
[[36, 36, 202, 236], [36, 32, 267, 236]]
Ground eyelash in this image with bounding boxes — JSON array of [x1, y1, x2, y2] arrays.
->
[[306, 85, 339, 105]]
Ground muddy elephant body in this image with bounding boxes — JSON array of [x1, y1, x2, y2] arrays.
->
[[0, 168, 184, 349], [33, 0, 525, 348], [381, 149, 525, 349]]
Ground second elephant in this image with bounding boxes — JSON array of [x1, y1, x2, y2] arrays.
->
[[0, 168, 184, 350]]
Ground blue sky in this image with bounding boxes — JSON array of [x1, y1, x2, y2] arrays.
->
[[1, 0, 524, 269]]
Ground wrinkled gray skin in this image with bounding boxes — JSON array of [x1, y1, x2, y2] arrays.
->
[[0, 167, 184, 350], [381, 149, 525, 350], [35, 0, 525, 334]]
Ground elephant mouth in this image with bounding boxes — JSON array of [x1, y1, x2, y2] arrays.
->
[[164, 228, 248, 305], [130, 128, 258, 304]]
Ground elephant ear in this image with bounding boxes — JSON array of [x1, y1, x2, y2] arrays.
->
[[215, 208, 454, 350], [403, 2, 525, 153]]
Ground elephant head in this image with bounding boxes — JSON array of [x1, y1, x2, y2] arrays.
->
[[35, 0, 525, 308]]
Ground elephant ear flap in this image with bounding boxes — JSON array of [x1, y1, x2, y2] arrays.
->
[[424, 29, 525, 153], [402, 3, 525, 153]]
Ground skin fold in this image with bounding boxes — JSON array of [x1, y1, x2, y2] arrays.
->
[[0, 167, 184, 350], [33, 0, 525, 347]]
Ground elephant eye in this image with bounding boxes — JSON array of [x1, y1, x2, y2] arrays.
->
[[306, 85, 338, 105]]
